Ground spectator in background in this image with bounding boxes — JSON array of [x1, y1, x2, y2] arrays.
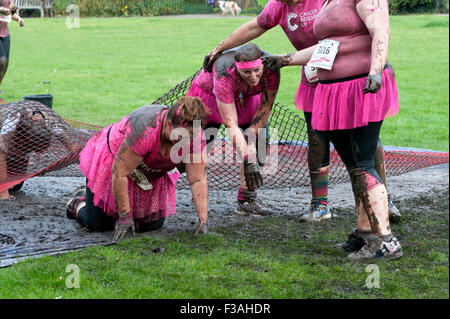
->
[[0, 0, 24, 94]]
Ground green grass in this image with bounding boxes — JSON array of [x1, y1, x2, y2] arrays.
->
[[2, 15, 448, 151], [0, 192, 447, 298], [0, 15, 448, 299]]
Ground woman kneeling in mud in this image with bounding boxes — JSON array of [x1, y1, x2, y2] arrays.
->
[[66, 97, 209, 240]]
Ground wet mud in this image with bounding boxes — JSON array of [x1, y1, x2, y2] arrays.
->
[[0, 164, 448, 267]]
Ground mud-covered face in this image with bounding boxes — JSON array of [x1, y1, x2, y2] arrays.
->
[[237, 66, 264, 87]]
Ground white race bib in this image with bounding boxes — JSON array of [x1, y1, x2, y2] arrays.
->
[[130, 168, 153, 191], [307, 39, 340, 71], [304, 65, 319, 83], [0, 14, 12, 23]]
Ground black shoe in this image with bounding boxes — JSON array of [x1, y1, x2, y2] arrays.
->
[[335, 229, 366, 252]]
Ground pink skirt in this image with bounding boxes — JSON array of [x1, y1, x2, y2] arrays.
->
[[311, 67, 399, 131], [294, 82, 317, 113], [79, 127, 177, 223]]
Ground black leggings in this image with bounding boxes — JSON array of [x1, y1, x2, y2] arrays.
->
[[0, 35, 10, 85], [77, 179, 165, 232], [304, 112, 330, 169], [315, 121, 384, 195]]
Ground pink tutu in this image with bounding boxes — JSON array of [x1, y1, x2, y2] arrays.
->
[[79, 112, 179, 223], [294, 82, 317, 113], [311, 67, 399, 131]]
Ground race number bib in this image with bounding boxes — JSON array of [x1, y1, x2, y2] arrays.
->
[[0, 14, 12, 23], [307, 39, 340, 71], [304, 65, 318, 83]]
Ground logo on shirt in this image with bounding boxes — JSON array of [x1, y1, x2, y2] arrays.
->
[[287, 9, 318, 31]]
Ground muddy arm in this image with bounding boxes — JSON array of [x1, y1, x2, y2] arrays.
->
[[356, 0, 390, 75], [262, 45, 317, 73], [214, 19, 266, 53], [111, 141, 143, 218], [185, 151, 208, 228], [248, 88, 278, 135], [204, 19, 266, 71], [216, 99, 254, 161]]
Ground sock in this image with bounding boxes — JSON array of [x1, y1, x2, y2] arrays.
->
[[311, 167, 329, 206], [237, 188, 245, 202]]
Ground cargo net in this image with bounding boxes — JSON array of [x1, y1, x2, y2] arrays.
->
[[0, 100, 99, 193], [1, 71, 449, 192]]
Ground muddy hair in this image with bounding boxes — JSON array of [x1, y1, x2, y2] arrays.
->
[[167, 96, 207, 129], [234, 43, 268, 103], [233, 43, 264, 64], [11, 118, 51, 155]]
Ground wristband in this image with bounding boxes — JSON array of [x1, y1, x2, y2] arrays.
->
[[118, 211, 129, 219]]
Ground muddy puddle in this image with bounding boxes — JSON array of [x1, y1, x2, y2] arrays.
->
[[0, 164, 448, 267]]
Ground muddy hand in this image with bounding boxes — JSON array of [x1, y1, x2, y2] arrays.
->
[[203, 49, 222, 73], [364, 72, 382, 94], [112, 218, 135, 241], [194, 220, 208, 236], [244, 161, 263, 190], [262, 55, 287, 73]]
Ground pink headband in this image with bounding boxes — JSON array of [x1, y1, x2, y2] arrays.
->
[[176, 105, 188, 127], [235, 59, 263, 69]]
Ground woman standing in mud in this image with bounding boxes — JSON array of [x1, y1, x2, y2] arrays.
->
[[0, 1, 24, 94], [203, 0, 400, 223], [188, 43, 280, 217], [263, 0, 402, 260], [66, 97, 209, 240]]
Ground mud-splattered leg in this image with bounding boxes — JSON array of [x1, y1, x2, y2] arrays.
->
[[374, 139, 387, 188]]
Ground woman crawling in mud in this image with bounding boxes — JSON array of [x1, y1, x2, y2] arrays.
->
[[263, 0, 402, 260], [0, 100, 73, 200], [187, 43, 280, 217], [66, 96, 209, 241]]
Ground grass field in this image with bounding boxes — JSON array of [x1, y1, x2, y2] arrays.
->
[[1, 15, 449, 151], [0, 15, 448, 299], [0, 191, 448, 298]]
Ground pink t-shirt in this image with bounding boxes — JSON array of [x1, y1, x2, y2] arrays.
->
[[257, 0, 322, 86], [108, 108, 204, 177], [193, 63, 280, 125], [313, 0, 372, 80], [0, 0, 10, 38]]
